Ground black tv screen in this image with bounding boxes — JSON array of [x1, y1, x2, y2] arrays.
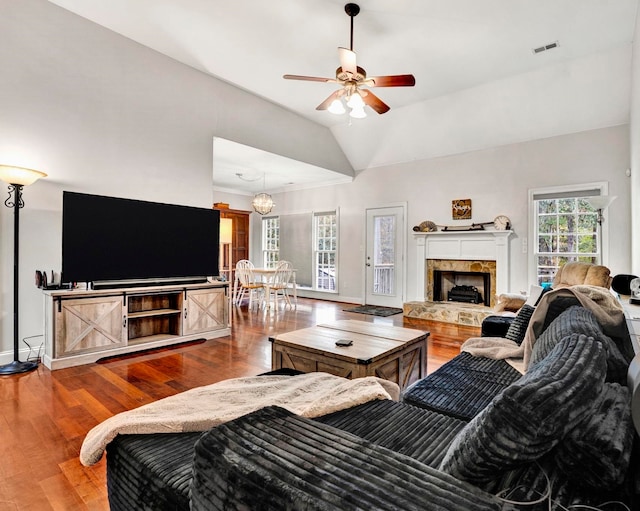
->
[[62, 192, 220, 285]]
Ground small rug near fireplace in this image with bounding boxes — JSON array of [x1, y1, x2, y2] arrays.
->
[[344, 305, 404, 317]]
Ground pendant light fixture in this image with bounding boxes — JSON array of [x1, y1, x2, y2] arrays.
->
[[252, 173, 274, 215]]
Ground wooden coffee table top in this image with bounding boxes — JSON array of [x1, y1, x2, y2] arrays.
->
[[270, 320, 429, 364]]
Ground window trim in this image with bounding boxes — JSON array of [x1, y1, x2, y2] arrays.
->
[[312, 210, 338, 293], [528, 181, 609, 286], [261, 215, 279, 268]]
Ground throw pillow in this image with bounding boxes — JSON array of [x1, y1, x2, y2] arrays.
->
[[529, 306, 629, 384], [439, 333, 606, 486], [493, 293, 527, 313], [539, 295, 581, 331], [504, 304, 535, 344], [554, 383, 633, 490]]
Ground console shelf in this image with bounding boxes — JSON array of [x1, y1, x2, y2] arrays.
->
[[128, 309, 182, 319], [43, 282, 230, 370]]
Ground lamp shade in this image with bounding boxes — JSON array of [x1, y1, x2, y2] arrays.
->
[[0, 165, 47, 186], [585, 195, 617, 211], [219, 218, 233, 244]]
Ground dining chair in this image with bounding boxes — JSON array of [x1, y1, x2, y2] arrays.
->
[[234, 260, 263, 310], [265, 260, 294, 310]]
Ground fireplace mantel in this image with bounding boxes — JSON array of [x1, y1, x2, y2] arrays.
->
[[413, 230, 513, 301]]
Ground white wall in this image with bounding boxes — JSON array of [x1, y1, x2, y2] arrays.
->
[[262, 125, 631, 303], [0, 0, 351, 361]]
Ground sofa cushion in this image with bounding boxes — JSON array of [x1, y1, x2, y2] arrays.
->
[[554, 383, 634, 490], [190, 406, 503, 511], [503, 304, 535, 344], [552, 261, 612, 289], [315, 399, 466, 468], [481, 315, 514, 337], [402, 352, 522, 421], [493, 293, 527, 313], [438, 334, 606, 485], [530, 306, 629, 383], [106, 431, 202, 511]]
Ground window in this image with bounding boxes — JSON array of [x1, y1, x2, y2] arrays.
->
[[530, 184, 606, 285], [262, 216, 279, 268], [314, 212, 337, 291], [261, 211, 338, 292]]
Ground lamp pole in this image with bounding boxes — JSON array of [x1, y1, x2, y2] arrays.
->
[[0, 165, 47, 375], [0, 184, 36, 374]]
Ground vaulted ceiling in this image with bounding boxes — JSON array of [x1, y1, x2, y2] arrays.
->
[[47, 0, 639, 194]]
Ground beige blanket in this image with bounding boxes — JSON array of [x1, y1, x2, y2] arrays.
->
[[461, 285, 625, 370], [521, 285, 624, 368], [80, 372, 398, 466]]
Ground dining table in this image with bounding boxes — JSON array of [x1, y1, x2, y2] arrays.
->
[[233, 267, 297, 310]]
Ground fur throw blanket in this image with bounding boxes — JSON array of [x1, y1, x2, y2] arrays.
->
[[461, 286, 624, 369], [80, 372, 398, 466]]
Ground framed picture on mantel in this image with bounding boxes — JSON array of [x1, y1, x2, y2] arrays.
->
[[452, 199, 472, 220]]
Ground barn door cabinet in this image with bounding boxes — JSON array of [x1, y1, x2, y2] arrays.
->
[[44, 282, 230, 370]]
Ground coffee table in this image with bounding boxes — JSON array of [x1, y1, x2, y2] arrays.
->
[[269, 320, 429, 392]]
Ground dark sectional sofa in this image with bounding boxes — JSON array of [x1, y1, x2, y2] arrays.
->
[[106, 293, 640, 511]]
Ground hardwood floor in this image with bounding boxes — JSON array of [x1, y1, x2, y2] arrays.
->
[[0, 298, 479, 510]]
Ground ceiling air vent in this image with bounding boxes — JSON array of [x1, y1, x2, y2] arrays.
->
[[532, 41, 559, 54]]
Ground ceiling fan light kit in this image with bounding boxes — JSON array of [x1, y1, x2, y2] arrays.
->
[[283, 3, 415, 118]]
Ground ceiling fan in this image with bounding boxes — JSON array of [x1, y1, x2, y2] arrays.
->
[[283, 3, 416, 118]]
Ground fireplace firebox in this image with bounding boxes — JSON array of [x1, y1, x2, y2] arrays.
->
[[433, 270, 491, 307]]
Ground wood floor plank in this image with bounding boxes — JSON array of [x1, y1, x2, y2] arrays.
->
[[0, 297, 473, 510]]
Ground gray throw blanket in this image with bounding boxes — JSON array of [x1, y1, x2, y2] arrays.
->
[[461, 285, 625, 369]]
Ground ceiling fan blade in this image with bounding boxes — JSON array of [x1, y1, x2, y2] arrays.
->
[[283, 74, 335, 83], [338, 47, 357, 76], [316, 90, 343, 111], [361, 90, 390, 114], [369, 74, 416, 87]]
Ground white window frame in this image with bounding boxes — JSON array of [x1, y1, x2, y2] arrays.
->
[[313, 210, 338, 293], [528, 181, 609, 286], [261, 216, 279, 268]]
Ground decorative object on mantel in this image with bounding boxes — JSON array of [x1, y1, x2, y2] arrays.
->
[[442, 224, 485, 232], [438, 215, 511, 232], [0, 164, 47, 375], [412, 220, 438, 232], [469, 215, 512, 231], [412, 215, 511, 233], [451, 199, 472, 220]]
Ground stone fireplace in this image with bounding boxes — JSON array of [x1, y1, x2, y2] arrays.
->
[[404, 230, 512, 326]]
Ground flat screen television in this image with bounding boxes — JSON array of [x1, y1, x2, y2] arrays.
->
[[62, 191, 220, 287]]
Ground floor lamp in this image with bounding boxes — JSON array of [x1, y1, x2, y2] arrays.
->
[[0, 165, 47, 375], [585, 195, 617, 266]]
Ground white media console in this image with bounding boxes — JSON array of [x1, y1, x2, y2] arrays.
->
[[43, 281, 230, 370]]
